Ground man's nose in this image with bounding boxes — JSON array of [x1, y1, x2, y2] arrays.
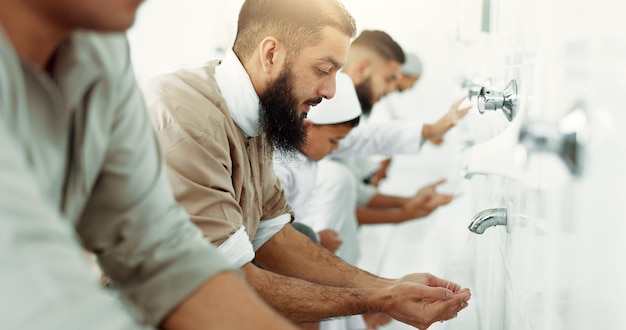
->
[[319, 76, 337, 100]]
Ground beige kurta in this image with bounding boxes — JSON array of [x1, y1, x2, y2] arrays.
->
[[143, 61, 293, 247]]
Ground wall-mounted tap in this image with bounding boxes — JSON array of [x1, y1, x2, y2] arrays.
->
[[517, 101, 587, 177], [468, 208, 508, 234], [477, 80, 518, 121], [460, 77, 491, 100]]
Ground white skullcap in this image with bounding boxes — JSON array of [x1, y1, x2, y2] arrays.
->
[[401, 52, 423, 77], [306, 72, 362, 124]]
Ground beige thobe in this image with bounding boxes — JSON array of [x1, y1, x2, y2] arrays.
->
[[143, 61, 293, 248]]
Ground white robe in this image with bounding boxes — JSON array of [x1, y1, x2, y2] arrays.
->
[[274, 154, 362, 264]]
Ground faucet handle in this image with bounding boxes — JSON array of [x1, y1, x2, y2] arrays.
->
[[462, 78, 492, 100], [517, 101, 588, 177], [477, 79, 518, 121]]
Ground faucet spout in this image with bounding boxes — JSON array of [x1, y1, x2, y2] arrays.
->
[[468, 208, 508, 234]]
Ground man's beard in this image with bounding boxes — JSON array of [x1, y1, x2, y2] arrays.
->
[[259, 65, 315, 158], [354, 77, 375, 117]]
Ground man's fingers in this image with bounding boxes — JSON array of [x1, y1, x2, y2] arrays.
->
[[429, 178, 447, 187], [426, 290, 471, 323], [452, 95, 468, 108], [424, 274, 462, 292], [431, 137, 444, 145], [417, 286, 456, 300], [457, 106, 471, 117], [436, 194, 454, 205], [435, 292, 471, 320]]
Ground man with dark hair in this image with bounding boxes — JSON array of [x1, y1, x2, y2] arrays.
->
[[348, 30, 407, 115], [0, 0, 297, 329], [143, 0, 470, 328], [326, 30, 470, 229]]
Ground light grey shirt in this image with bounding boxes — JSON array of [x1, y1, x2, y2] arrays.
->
[[0, 28, 236, 328]]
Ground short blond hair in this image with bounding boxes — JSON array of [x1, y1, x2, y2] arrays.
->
[[233, 0, 356, 59]]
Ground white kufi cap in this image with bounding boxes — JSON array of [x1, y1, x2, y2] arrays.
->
[[306, 72, 362, 125], [401, 52, 423, 77]]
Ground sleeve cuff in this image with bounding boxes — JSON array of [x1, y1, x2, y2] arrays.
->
[[252, 214, 291, 250], [216, 226, 255, 268], [356, 182, 378, 206]]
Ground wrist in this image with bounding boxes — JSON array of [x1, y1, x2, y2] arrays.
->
[[394, 208, 411, 223], [422, 124, 433, 140], [367, 287, 395, 314]]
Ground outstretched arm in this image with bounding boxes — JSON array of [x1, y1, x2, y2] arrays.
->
[[422, 96, 471, 145], [255, 223, 386, 288], [250, 224, 471, 328], [357, 179, 454, 225]]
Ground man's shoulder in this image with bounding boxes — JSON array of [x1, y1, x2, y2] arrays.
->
[[71, 32, 133, 79], [141, 61, 232, 132], [142, 61, 224, 106]]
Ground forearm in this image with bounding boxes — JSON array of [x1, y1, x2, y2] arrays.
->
[[356, 206, 409, 225], [255, 224, 391, 288], [242, 263, 388, 323], [365, 193, 410, 208], [162, 271, 297, 329]]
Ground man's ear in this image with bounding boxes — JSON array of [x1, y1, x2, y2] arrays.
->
[[352, 59, 372, 85], [258, 36, 285, 75]]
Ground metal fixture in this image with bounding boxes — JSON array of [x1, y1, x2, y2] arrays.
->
[[477, 80, 518, 121], [461, 78, 491, 100], [461, 170, 489, 180], [468, 85, 483, 100], [517, 101, 587, 177], [468, 208, 508, 234]]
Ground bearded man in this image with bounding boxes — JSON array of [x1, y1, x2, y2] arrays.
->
[[143, 0, 470, 328]]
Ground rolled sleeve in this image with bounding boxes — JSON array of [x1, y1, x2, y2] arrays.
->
[[252, 214, 292, 250]]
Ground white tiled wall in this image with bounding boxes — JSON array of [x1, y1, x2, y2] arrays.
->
[[360, 0, 626, 329]]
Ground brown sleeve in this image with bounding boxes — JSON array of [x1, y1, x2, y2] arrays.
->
[[153, 106, 243, 247]]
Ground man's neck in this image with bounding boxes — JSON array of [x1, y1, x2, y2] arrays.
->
[[0, 1, 69, 71]]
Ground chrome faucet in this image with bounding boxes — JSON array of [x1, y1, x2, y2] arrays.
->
[[468, 208, 508, 234], [517, 101, 588, 177], [477, 80, 518, 121]]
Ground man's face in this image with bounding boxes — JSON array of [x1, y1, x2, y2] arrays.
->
[[259, 26, 350, 155], [396, 73, 420, 92], [25, 0, 143, 32], [354, 59, 401, 115]]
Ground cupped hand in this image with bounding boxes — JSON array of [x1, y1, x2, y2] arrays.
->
[[382, 274, 471, 329], [403, 179, 454, 218]]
